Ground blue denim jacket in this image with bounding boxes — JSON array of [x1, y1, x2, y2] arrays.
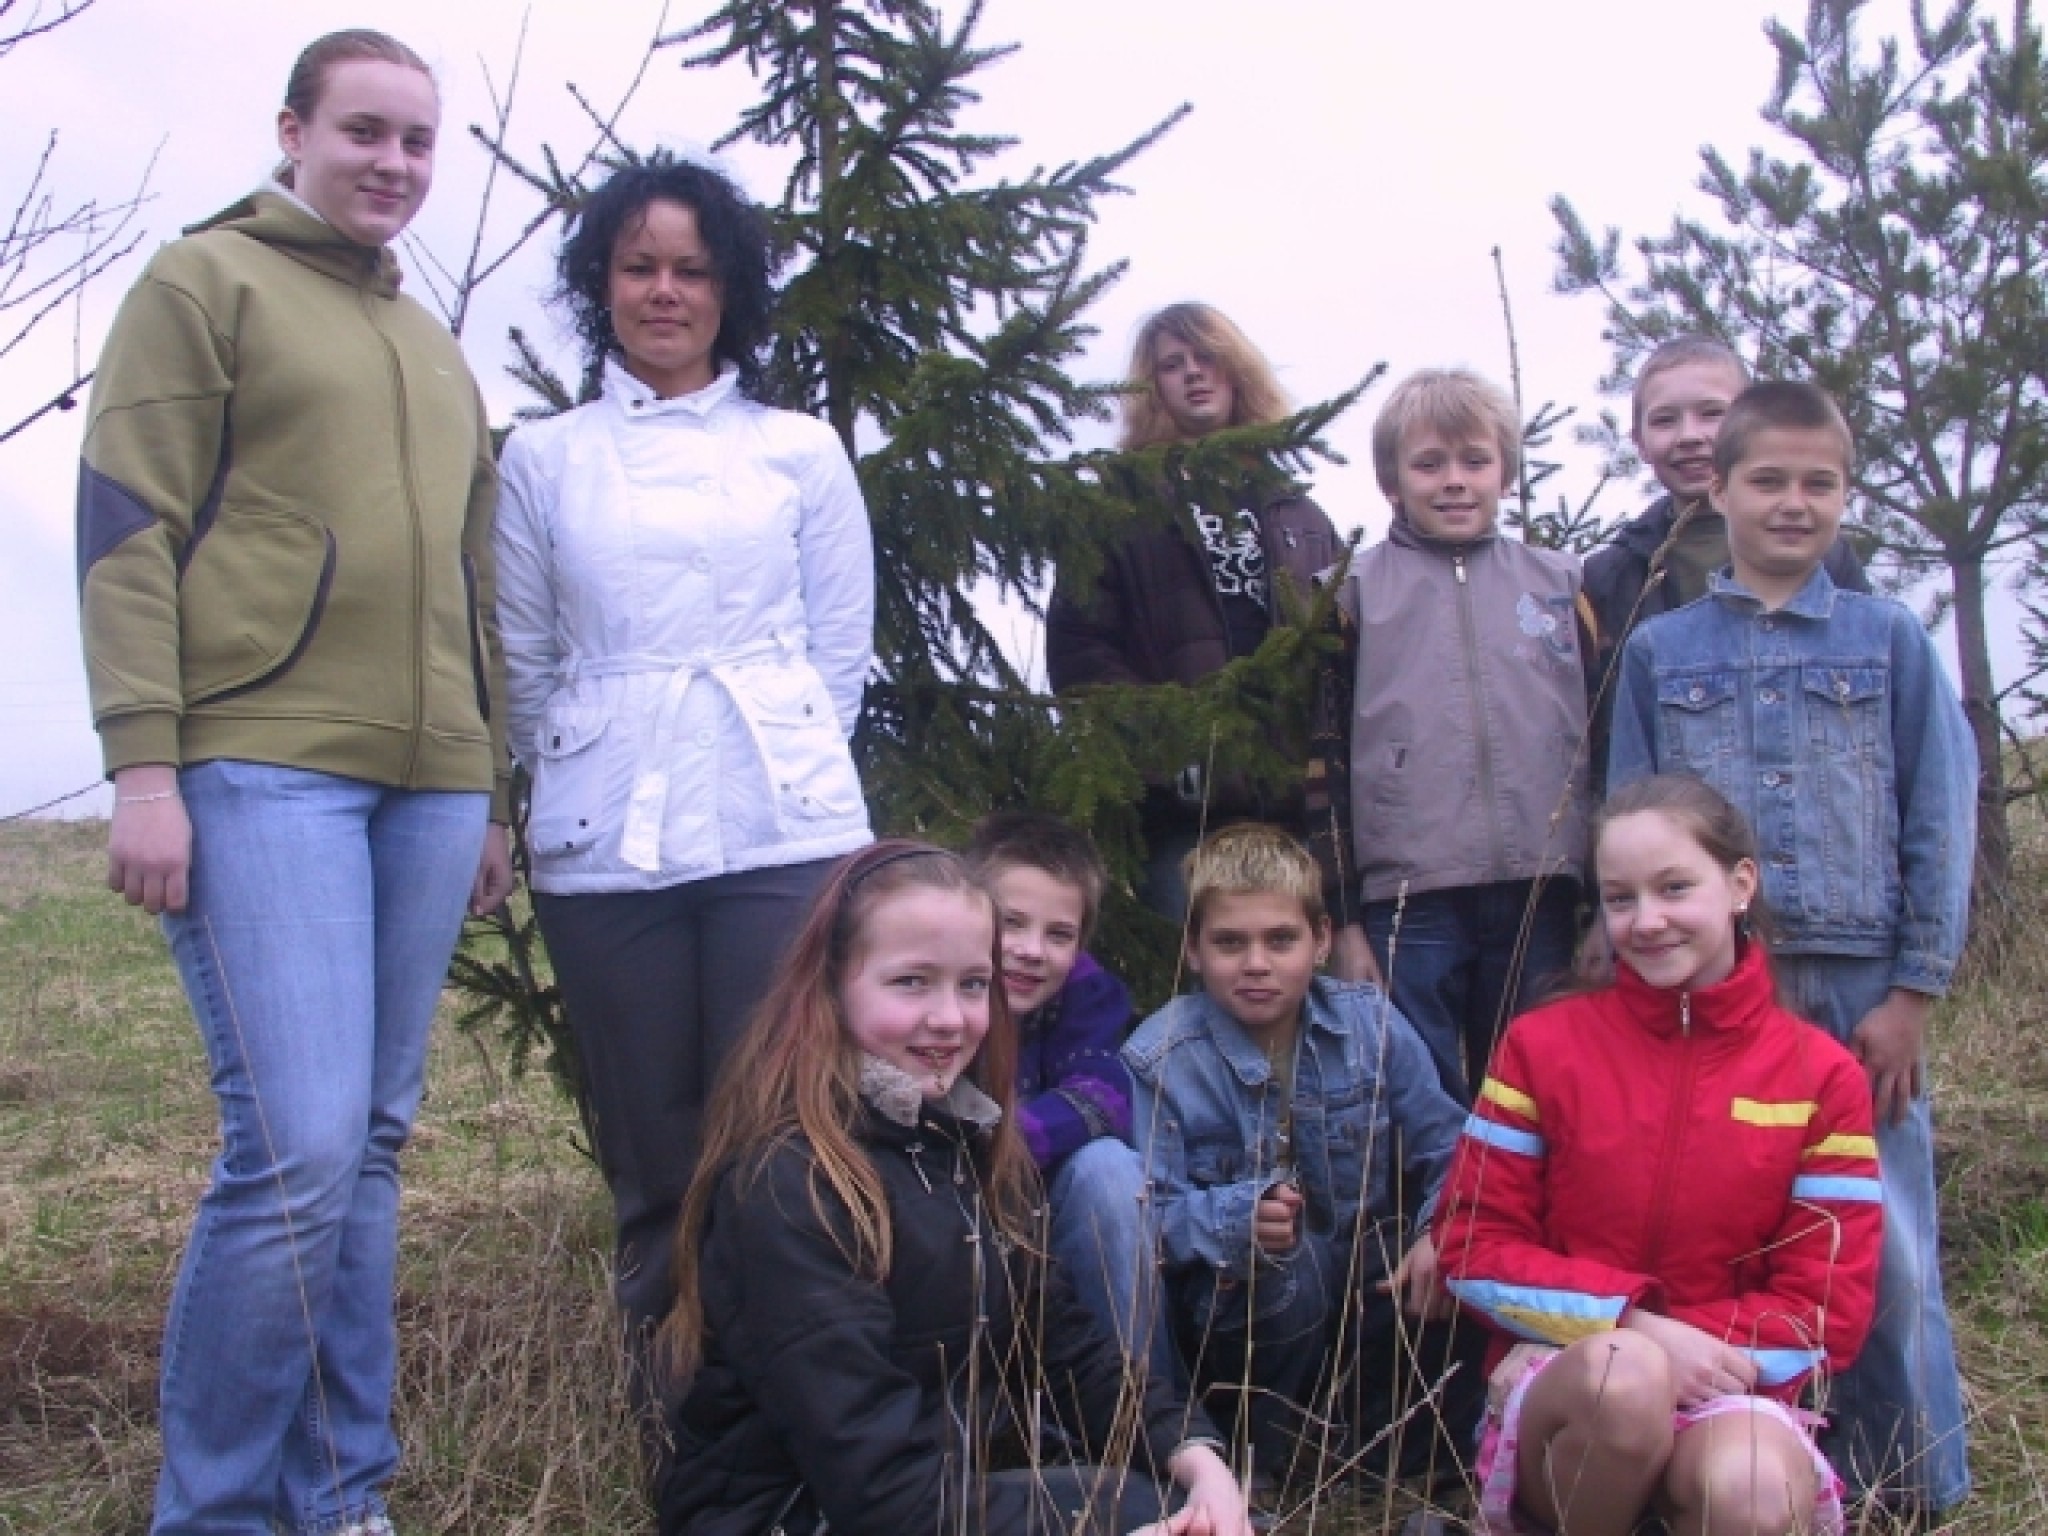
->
[[1122, 978, 1463, 1319], [1609, 567, 1976, 992]]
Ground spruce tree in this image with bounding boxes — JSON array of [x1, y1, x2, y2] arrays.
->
[[1551, 0, 2048, 929], [457, 0, 1372, 1029], [656, 0, 1369, 995]]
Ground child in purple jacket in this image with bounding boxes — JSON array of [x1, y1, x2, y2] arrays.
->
[[966, 813, 1168, 1381]]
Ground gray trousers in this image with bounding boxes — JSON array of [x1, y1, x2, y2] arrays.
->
[[535, 858, 833, 1369]]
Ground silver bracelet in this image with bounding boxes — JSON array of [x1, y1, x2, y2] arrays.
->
[[116, 789, 180, 804]]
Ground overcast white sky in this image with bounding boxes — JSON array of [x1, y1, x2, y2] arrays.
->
[[4, 0, 1997, 819]]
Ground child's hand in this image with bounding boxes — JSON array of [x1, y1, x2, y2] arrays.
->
[[1622, 1309, 1757, 1408], [1851, 988, 1931, 1128], [1150, 1443, 1252, 1536], [1253, 1179, 1303, 1255], [1328, 923, 1383, 985], [1379, 1231, 1450, 1319]]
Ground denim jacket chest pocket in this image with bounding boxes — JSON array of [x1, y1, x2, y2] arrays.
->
[[1183, 1089, 1289, 1188], [1654, 668, 1741, 775], [1184, 1136, 1253, 1188], [1799, 664, 1894, 926]]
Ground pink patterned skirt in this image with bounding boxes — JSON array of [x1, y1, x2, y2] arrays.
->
[[1471, 1349, 1845, 1536]]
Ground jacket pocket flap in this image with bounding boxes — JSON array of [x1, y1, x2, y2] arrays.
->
[[1801, 666, 1885, 706], [1656, 671, 1738, 711], [536, 707, 608, 758]]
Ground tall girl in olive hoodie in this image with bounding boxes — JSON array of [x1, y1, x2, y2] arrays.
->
[[76, 31, 511, 1536]]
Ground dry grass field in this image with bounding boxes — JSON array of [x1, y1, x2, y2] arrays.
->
[[2, 814, 2043, 1533]]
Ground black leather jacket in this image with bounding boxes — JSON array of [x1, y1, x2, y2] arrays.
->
[[660, 1084, 1201, 1536]]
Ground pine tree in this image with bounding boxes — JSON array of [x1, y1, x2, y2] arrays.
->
[[1551, 0, 2048, 931]]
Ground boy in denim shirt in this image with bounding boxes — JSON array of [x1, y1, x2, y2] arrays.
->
[[1609, 380, 1975, 1518], [1123, 824, 1476, 1490]]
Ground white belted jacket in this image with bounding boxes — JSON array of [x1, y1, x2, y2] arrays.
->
[[495, 362, 874, 893]]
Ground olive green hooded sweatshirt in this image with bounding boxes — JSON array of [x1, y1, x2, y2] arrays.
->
[[78, 190, 508, 815]]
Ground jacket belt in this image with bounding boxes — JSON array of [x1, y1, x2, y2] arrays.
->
[[557, 635, 800, 872]]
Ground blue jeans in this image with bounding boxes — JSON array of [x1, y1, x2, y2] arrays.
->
[[1363, 878, 1579, 1105], [1779, 955, 1970, 1512], [1047, 1138, 1174, 1386], [1173, 1232, 1341, 1485], [153, 762, 487, 1535]]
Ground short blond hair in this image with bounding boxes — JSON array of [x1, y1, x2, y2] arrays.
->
[[1371, 368, 1521, 496], [1121, 302, 1291, 449], [1183, 823, 1326, 936], [1630, 335, 1750, 435]]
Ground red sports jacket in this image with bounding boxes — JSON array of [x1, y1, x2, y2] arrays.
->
[[1434, 942, 1881, 1402]]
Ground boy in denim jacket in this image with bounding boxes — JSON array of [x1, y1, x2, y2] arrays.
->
[[1122, 824, 1476, 1489], [1609, 380, 1976, 1518]]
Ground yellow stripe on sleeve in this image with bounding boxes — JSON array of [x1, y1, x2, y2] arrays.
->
[[1731, 1098, 1816, 1127], [1804, 1133, 1879, 1160], [1480, 1077, 1539, 1122]]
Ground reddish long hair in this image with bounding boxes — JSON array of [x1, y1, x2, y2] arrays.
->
[[660, 840, 1033, 1379]]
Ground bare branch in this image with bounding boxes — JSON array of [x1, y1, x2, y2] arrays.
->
[[447, 7, 533, 337], [0, 136, 157, 362], [0, 367, 90, 448], [0, 0, 99, 56], [456, 0, 673, 308]]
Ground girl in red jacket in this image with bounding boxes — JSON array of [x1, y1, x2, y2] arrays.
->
[[1435, 776, 1881, 1536]]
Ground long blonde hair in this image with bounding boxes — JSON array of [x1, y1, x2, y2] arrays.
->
[[1120, 301, 1291, 449], [661, 841, 1035, 1380]]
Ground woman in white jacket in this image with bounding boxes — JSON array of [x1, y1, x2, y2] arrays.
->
[[494, 157, 874, 1411]]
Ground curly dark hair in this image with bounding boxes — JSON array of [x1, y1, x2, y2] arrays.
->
[[555, 155, 774, 395]]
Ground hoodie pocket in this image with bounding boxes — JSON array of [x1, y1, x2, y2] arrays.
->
[[179, 507, 335, 705], [525, 705, 612, 859]]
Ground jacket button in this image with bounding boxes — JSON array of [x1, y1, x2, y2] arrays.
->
[[1758, 688, 1776, 704], [1687, 686, 1704, 704]]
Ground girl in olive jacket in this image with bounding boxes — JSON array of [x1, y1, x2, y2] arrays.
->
[[75, 32, 509, 1535]]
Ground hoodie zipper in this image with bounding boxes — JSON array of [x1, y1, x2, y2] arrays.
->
[[1640, 990, 1696, 1277], [367, 289, 428, 785]]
